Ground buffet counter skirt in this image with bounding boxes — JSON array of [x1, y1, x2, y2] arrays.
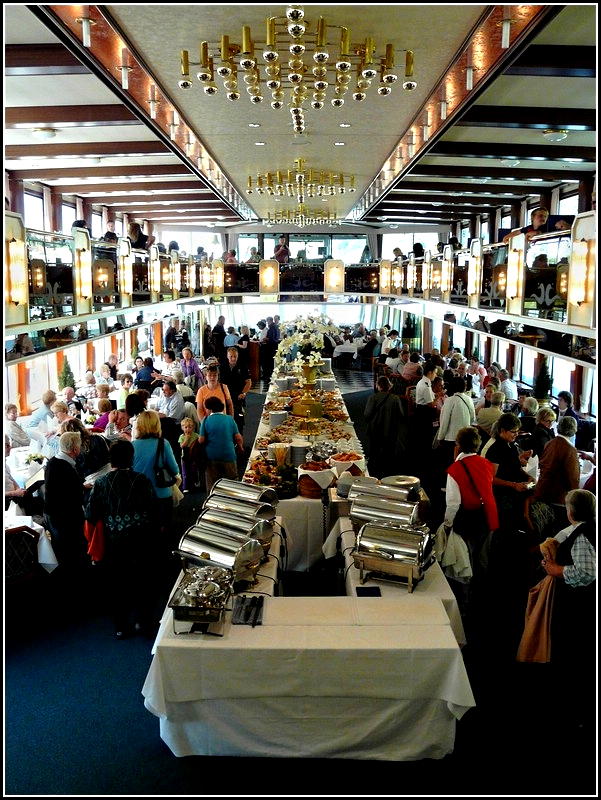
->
[[142, 594, 475, 760]]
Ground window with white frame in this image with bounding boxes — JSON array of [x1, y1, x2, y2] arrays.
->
[[550, 356, 575, 400]]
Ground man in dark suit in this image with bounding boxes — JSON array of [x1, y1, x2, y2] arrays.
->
[[43, 430, 87, 574], [219, 346, 252, 435]]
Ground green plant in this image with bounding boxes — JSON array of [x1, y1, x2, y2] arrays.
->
[[58, 356, 76, 390], [533, 357, 553, 399]]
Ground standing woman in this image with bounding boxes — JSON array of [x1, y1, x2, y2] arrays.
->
[[534, 489, 596, 728], [236, 324, 251, 368], [180, 346, 205, 392], [131, 410, 180, 551], [485, 412, 534, 529], [199, 396, 244, 494], [195, 364, 234, 423], [363, 375, 406, 479], [85, 440, 160, 639]]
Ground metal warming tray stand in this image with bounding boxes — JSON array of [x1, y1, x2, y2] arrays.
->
[[351, 522, 434, 593]]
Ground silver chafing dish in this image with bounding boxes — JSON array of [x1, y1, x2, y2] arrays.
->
[[168, 565, 234, 629], [209, 478, 278, 506], [348, 477, 429, 530], [196, 508, 274, 557], [351, 522, 434, 593], [203, 495, 276, 521], [175, 524, 264, 583]]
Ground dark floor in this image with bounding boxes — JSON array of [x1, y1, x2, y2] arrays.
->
[[5, 367, 597, 796]]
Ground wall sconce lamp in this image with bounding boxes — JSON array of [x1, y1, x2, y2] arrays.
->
[[6, 237, 28, 306], [160, 259, 172, 291], [118, 48, 132, 91], [497, 11, 517, 49], [75, 7, 95, 48], [568, 238, 591, 306], [118, 237, 133, 295], [170, 251, 181, 292], [379, 259, 391, 293], [148, 85, 160, 120], [407, 254, 416, 291], [201, 261, 213, 293], [212, 260, 224, 293], [467, 238, 482, 296], [324, 259, 344, 294], [187, 260, 196, 296], [73, 227, 92, 300], [422, 250, 432, 292], [441, 245, 454, 293], [259, 259, 279, 294], [149, 245, 161, 294], [506, 247, 523, 300], [392, 264, 402, 294]]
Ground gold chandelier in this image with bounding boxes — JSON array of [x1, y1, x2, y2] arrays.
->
[[264, 205, 342, 228], [247, 158, 355, 203], [178, 5, 415, 131]]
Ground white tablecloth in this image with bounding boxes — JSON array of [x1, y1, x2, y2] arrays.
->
[[142, 594, 475, 760], [332, 343, 359, 360], [334, 526, 466, 647]]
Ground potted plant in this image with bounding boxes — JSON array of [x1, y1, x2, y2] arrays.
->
[[533, 356, 553, 406]]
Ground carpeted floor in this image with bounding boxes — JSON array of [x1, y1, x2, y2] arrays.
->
[[4, 375, 597, 796]]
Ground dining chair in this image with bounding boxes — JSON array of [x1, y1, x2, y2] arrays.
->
[[5, 525, 40, 585]]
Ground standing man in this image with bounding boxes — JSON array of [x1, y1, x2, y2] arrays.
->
[[220, 346, 252, 435], [273, 235, 290, 264], [211, 315, 227, 361], [263, 316, 280, 381], [43, 431, 88, 578]]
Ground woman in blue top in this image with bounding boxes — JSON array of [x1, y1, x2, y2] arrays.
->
[[132, 410, 180, 549], [199, 395, 244, 494]]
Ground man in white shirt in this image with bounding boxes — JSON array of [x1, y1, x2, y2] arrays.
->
[[498, 369, 518, 401], [156, 380, 185, 424], [415, 362, 437, 407]]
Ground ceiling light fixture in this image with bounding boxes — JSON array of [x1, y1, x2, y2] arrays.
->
[[178, 5, 412, 123], [501, 158, 521, 167], [118, 48, 132, 90], [246, 158, 355, 203], [31, 128, 57, 140], [75, 7, 95, 48], [543, 129, 569, 142]]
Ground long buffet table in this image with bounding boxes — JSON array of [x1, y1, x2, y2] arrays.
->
[[243, 372, 364, 571], [142, 593, 475, 760], [142, 370, 476, 760]]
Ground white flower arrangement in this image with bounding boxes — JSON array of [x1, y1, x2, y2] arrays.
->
[[275, 313, 339, 371]]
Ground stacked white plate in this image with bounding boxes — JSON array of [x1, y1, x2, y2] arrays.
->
[[320, 377, 336, 391], [320, 358, 332, 373], [289, 441, 309, 467]]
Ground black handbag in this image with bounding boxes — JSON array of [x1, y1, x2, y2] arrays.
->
[[153, 437, 177, 488]]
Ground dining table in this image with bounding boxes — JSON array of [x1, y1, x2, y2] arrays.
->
[[142, 592, 475, 760], [4, 514, 59, 573]]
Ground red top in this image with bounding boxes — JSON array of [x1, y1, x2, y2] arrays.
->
[[447, 455, 499, 531]]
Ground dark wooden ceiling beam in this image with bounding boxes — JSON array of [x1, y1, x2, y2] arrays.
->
[[407, 164, 592, 182], [12, 164, 194, 180], [79, 194, 218, 205], [48, 180, 205, 194], [456, 106, 596, 131], [379, 193, 521, 205], [504, 45, 597, 78], [5, 141, 171, 158], [427, 142, 595, 162], [389, 180, 528, 196], [6, 105, 139, 127], [374, 204, 499, 215], [4, 43, 90, 75]]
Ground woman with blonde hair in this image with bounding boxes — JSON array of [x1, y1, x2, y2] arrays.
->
[[131, 410, 180, 546]]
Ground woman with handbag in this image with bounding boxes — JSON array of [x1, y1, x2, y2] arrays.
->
[[195, 364, 234, 423], [444, 426, 499, 608], [85, 440, 160, 639], [132, 410, 180, 549], [180, 347, 204, 392]]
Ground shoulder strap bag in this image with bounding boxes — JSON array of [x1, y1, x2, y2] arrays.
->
[[153, 437, 177, 488]]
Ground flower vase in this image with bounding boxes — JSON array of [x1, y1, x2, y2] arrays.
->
[[301, 363, 320, 389]]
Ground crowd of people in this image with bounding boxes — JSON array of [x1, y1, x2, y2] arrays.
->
[[5, 317, 595, 684]]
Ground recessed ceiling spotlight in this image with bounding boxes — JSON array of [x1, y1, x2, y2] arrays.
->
[[501, 158, 520, 167], [339, 122, 351, 128], [334, 141, 345, 146], [254, 141, 265, 146], [31, 127, 57, 140], [248, 123, 261, 128], [543, 129, 569, 142]]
